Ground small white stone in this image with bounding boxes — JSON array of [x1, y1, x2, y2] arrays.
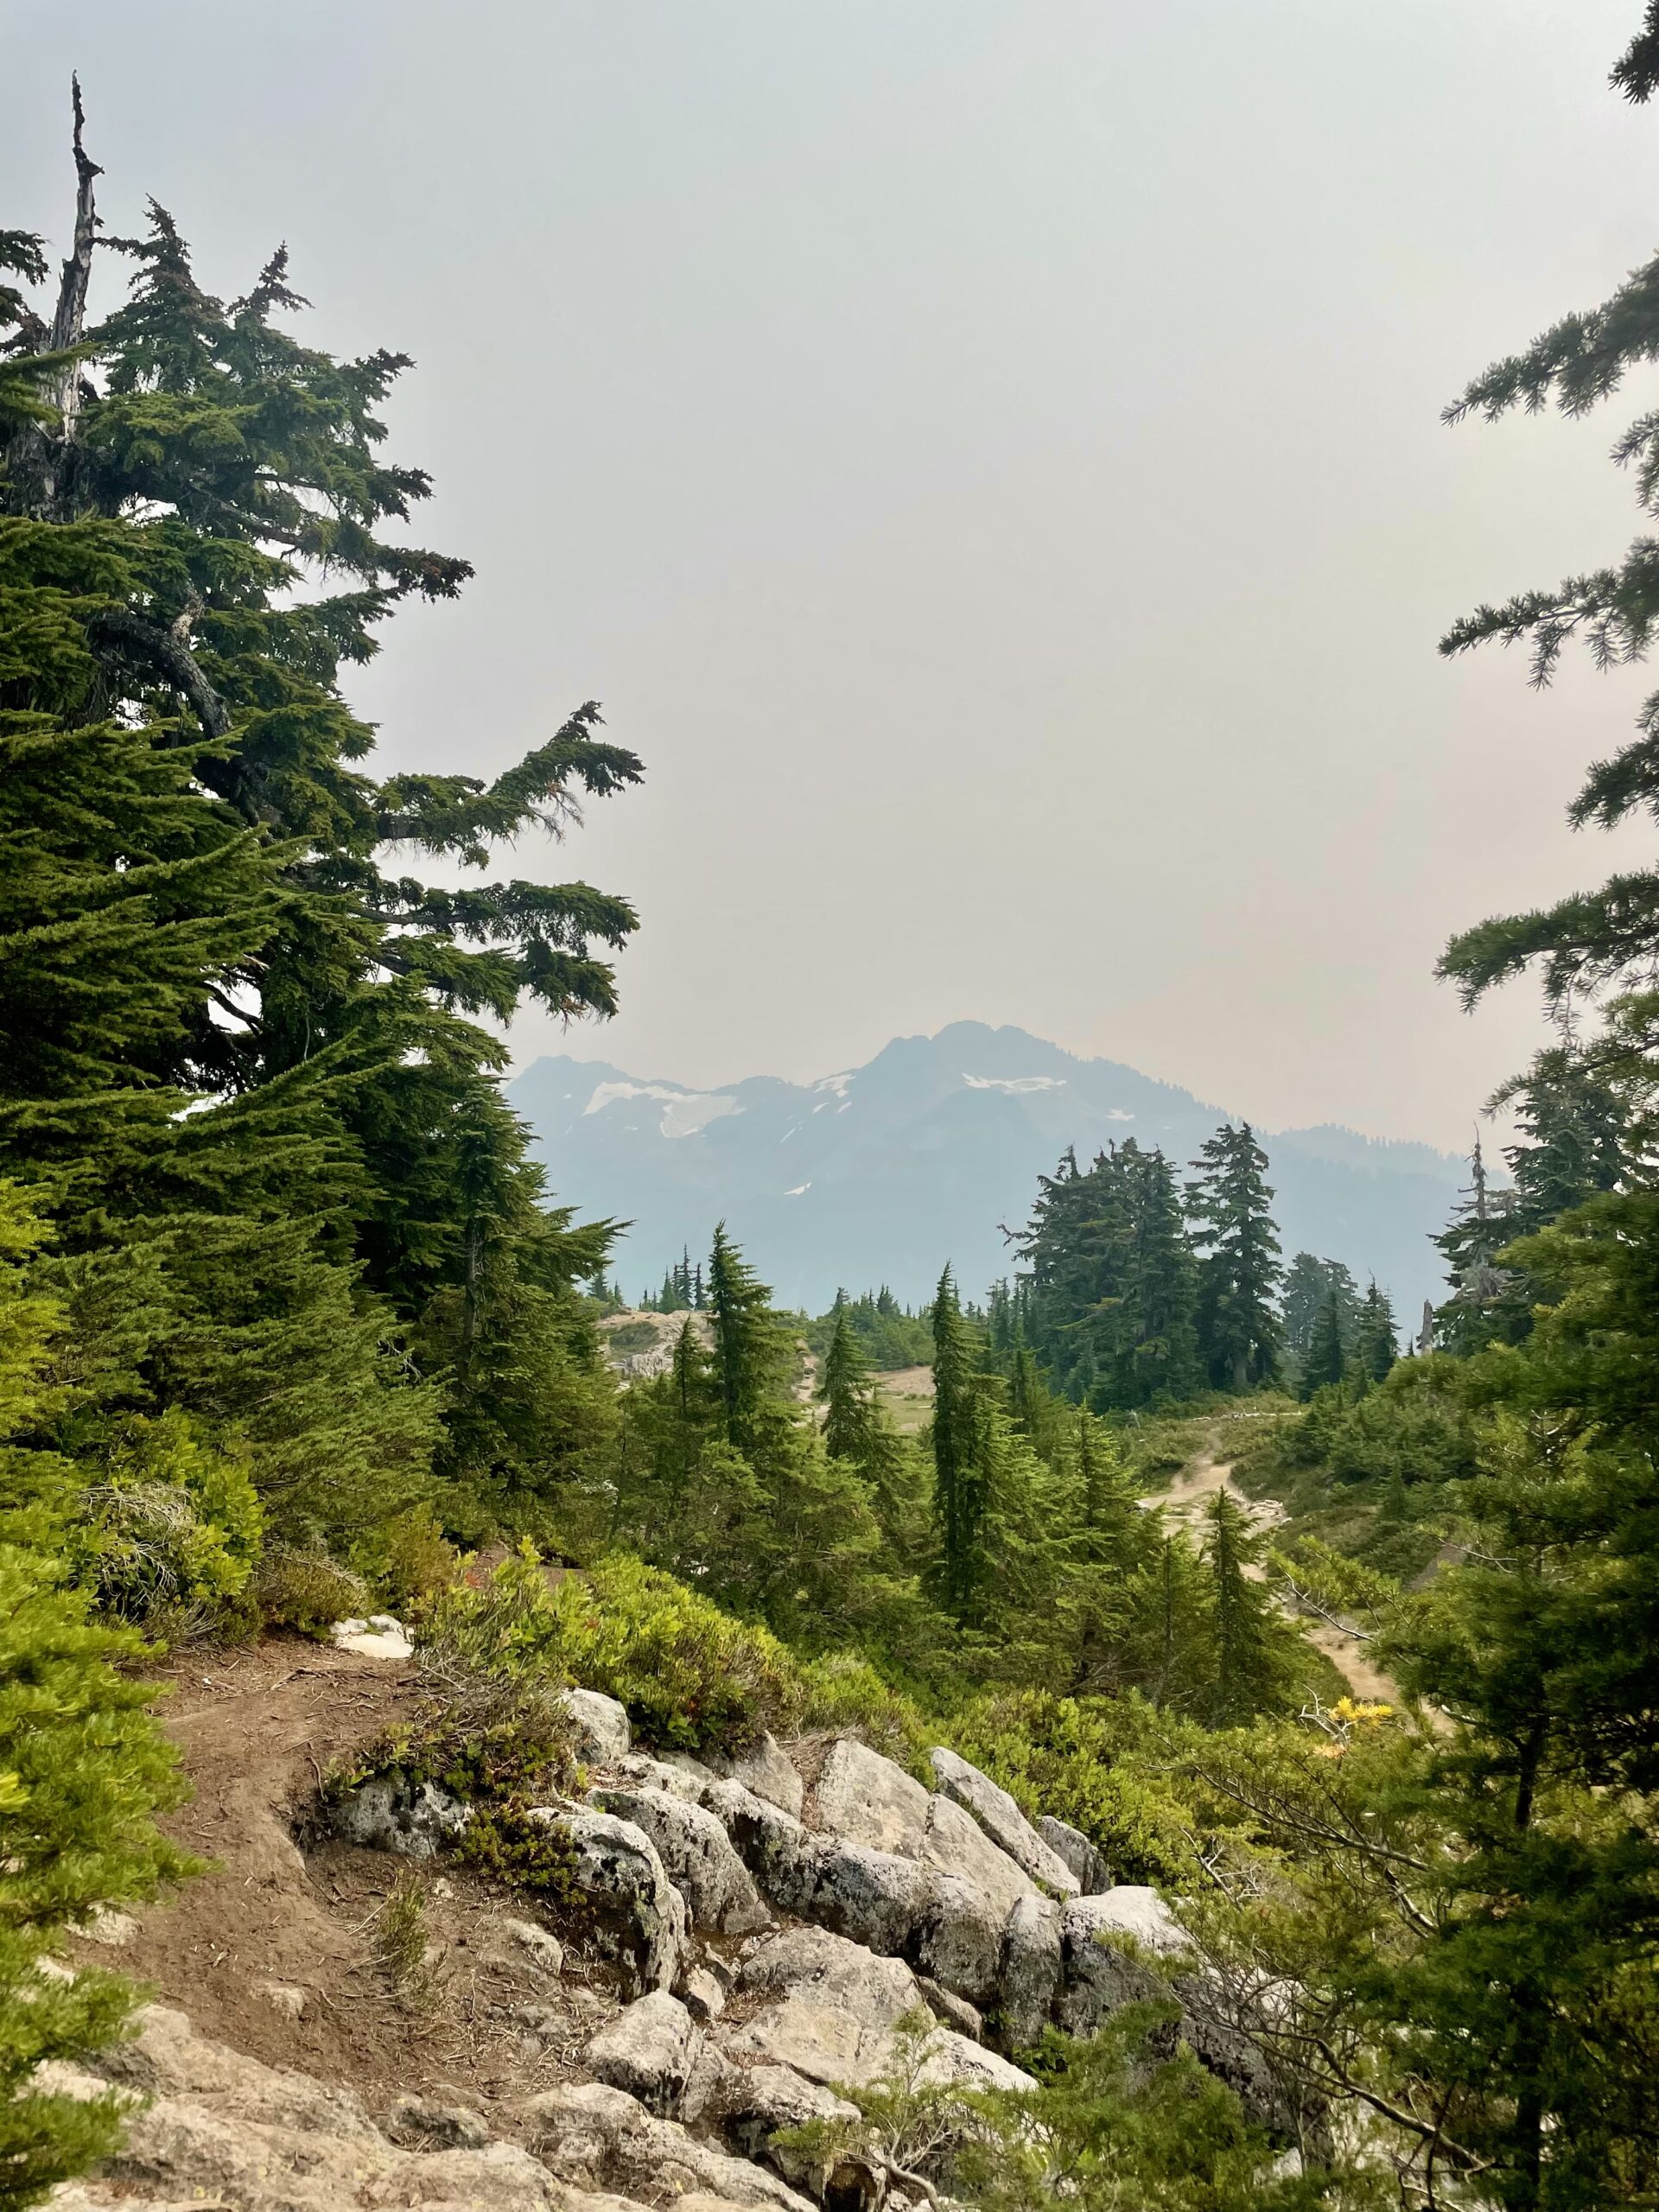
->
[[328, 1615, 414, 1661], [256, 1980, 308, 2020], [79, 1909, 139, 1948], [505, 1917, 564, 1974], [678, 1964, 727, 2021]]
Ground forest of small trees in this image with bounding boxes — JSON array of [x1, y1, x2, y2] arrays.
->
[[6, 18, 1659, 2208]]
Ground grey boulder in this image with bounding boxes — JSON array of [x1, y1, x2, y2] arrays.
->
[[715, 1732, 805, 1820], [998, 1892, 1064, 2051], [813, 1738, 929, 1853], [530, 1806, 688, 1994], [592, 1784, 772, 1936], [1038, 1815, 1111, 1896], [563, 1687, 633, 1764], [584, 1989, 702, 2117], [929, 1749, 1078, 1897], [330, 1771, 469, 1860]]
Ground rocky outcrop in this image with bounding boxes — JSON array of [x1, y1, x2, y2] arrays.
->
[[43, 2003, 561, 2212], [591, 1784, 772, 1936], [1038, 1815, 1110, 1896], [532, 1805, 690, 1995], [928, 1749, 1078, 1897]]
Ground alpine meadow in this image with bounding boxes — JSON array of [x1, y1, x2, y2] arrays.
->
[[3, 14, 1659, 2212]]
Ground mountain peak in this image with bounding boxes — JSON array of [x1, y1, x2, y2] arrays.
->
[[509, 1025, 1462, 1315]]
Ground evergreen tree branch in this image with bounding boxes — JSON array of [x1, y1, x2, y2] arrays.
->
[[84, 607, 232, 739]]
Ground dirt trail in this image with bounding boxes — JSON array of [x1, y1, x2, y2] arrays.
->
[[77, 1636, 612, 2130], [1143, 1437, 1399, 1707]]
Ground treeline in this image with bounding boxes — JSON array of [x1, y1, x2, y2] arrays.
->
[[1016, 1124, 1402, 1408]]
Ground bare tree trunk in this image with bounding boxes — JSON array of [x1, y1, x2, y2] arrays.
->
[[6, 79, 102, 519], [48, 75, 102, 448]]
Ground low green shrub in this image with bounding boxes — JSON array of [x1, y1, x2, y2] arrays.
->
[[950, 1690, 1202, 1889], [73, 1410, 263, 1637], [556, 1554, 804, 1752], [799, 1651, 935, 1777], [251, 1547, 369, 1635], [454, 1801, 581, 1901], [407, 1548, 578, 1805], [352, 1507, 460, 1613]]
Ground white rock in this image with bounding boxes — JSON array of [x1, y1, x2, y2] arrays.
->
[[678, 1965, 728, 2022], [815, 1738, 930, 1853], [503, 1916, 565, 1974], [592, 1784, 772, 1936], [523, 2078, 814, 2211], [929, 1748, 1078, 1897], [531, 1807, 688, 1995], [915, 2030, 1037, 2095], [1068, 1885, 1189, 1959], [328, 1613, 414, 1660], [77, 1908, 140, 1947], [584, 1990, 702, 2117], [1038, 1814, 1111, 1895], [721, 1993, 879, 2088], [253, 1980, 308, 2021], [715, 1733, 805, 1819], [739, 1924, 922, 2020], [617, 1752, 712, 1802], [563, 1687, 633, 1764], [918, 1792, 1033, 1917]]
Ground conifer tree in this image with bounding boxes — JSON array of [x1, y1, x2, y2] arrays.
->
[[929, 1265, 985, 1613], [820, 1306, 879, 1468], [1187, 1124, 1283, 1392], [1300, 1289, 1349, 1399], [1018, 1141, 1199, 1409], [1203, 1489, 1291, 1724], [706, 1224, 785, 1456], [1354, 1281, 1398, 1383], [0, 1181, 195, 2208], [2, 107, 639, 1543]]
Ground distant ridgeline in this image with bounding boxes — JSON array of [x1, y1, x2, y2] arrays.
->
[[509, 1020, 1465, 1318]]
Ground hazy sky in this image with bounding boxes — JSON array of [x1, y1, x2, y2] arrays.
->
[[9, 0, 1659, 1149]]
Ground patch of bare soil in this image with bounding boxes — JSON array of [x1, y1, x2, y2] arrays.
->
[[73, 1636, 619, 2131], [874, 1367, 934, 1433]]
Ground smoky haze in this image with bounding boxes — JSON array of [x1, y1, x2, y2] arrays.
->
[[6, 0, 1656, 1150]]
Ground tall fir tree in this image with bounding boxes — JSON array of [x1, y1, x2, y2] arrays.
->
[[1300, 1288, 1349, 1398], [929, 1264, 985, 1615], [1186, 1123, 1283, 1392]]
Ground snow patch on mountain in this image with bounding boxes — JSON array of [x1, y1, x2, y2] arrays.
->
[[585, 1082, 740, 1140]]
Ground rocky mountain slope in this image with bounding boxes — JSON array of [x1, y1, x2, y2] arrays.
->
[[44, 1633, 1296, 2212], [510, 1020, 1463, 1319]]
